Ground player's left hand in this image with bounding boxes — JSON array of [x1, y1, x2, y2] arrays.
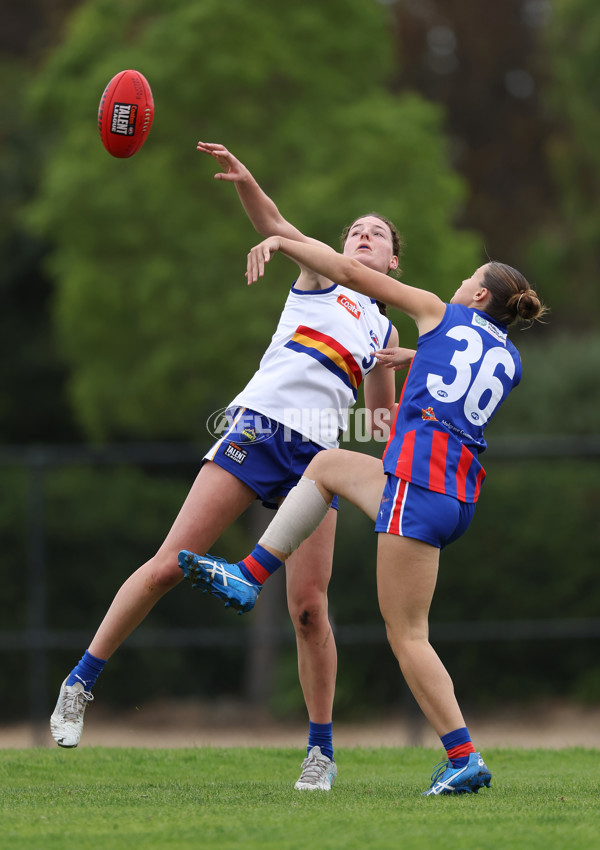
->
[[246, 236, 281, 284], [374, 347, 416, 371]]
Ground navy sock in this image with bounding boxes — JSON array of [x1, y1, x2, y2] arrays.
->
[[441, 726, 475, 768], [238, 544, 283, 585], [308, 721, 333, 761], [66, 649, 107, 691]]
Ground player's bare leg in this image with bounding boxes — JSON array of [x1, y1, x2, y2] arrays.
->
[[286, 509, 337, 724], [377, 523, 490, 796], [285, 509, 338, 789], [89, 462, 256, 659], [51, 462, 256, 747], [376, 533, 465, 736]]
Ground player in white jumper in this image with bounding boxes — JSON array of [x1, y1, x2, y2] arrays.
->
[[50, 142, 411, 790]]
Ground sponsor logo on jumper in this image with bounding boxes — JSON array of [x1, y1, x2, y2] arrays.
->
[[337, 294, 361, 319], [224, 443, 248, 464], [472, 313, 507, 344], [111, 103, 137, 136], [422, 407, 437, 421], [440, 418, 486, 449]]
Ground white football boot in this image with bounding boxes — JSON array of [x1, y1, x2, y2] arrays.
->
[[294, 746, 337, 791], [50, 677, 93, 747]]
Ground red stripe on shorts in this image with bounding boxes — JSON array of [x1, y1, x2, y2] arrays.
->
[[388, 477, 408, 536]]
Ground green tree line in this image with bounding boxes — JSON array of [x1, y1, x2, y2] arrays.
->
[[0, 0, 598, 720]]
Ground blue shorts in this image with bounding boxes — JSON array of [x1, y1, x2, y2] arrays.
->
[[204, 407, 339, 511], [374, 474, 475, 549]]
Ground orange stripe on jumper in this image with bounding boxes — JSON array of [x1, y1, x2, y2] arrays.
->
[[292, 326, 363, 389]]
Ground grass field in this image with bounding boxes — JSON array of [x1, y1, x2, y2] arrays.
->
[[1, 746, 598, 850]]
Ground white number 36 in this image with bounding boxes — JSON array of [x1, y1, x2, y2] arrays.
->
[[426, 326, 515, 425]]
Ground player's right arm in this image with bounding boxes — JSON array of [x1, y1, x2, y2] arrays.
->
[[197, 142, 332, 291], [196, 142, 326, 244]]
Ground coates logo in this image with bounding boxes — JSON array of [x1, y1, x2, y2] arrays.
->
[[337, 294, 361, 319]]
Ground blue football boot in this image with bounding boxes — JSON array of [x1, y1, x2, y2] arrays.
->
[[423, 751, 492, 796], [178, 550, 261, 614]]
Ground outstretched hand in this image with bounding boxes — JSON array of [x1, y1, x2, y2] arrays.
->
[[196, 141, 249, 182], [246, 237, 282, 284], [374, 347, 416, 371]]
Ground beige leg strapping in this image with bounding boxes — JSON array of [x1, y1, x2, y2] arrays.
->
[[259, 477, 331, 556]]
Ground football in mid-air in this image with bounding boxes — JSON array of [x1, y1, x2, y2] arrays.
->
[[98, 69, 154, 158]]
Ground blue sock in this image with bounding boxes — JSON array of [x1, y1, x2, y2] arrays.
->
[[66, 649, 107, 691], [308, 721, 333, 761], [441, 726, 475, 768], [238, 543, 283, 585]]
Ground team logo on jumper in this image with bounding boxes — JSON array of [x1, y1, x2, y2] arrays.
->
[[422, 407, 438, 421], [224, 442, 248, 464], [240, 427, 257, 442], [111, 103, 138, 136], [337, 294, 361, 319]]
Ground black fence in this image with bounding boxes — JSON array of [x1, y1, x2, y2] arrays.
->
[[1, 436, 599, 745]]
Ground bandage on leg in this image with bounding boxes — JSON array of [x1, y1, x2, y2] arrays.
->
[[260, 477, 331, 556]]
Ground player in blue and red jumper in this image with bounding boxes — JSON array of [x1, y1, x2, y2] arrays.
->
[[180, 234, 548, 795]]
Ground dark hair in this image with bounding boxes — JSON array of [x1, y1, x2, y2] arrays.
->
[[340, 213, 403, 315], [482, 261, 549, 327]]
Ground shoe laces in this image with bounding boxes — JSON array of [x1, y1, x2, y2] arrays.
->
[[298, 748, 332, 782], [429, 759, 451, 785], [61, 684, 93, 721]]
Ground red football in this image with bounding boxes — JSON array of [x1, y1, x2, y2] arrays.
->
[[98, 69, 154, 158]]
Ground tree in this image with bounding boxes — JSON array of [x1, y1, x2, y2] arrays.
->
[[0, 56, 81, 442], [384, 0, 556, 275], [27, 0, 480, 441], [525, 0, 600, 323]]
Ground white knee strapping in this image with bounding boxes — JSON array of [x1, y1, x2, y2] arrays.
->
[[260, 477, 331, 556]]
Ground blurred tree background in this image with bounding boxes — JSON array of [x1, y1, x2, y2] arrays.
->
[[1, 0, 599, 724]]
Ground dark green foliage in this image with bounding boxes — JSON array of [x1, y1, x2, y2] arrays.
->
[[2, 0, 600, 724], [26, 0, 479, 440], [0, 58, 81, 442]]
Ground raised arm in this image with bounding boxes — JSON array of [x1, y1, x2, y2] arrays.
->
[[198, 142, 335, 290], [247, 235, 446, 333], [197, 142, 326, 244]]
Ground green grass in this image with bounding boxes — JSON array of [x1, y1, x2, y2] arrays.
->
[[1, 747, 598, 850]]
